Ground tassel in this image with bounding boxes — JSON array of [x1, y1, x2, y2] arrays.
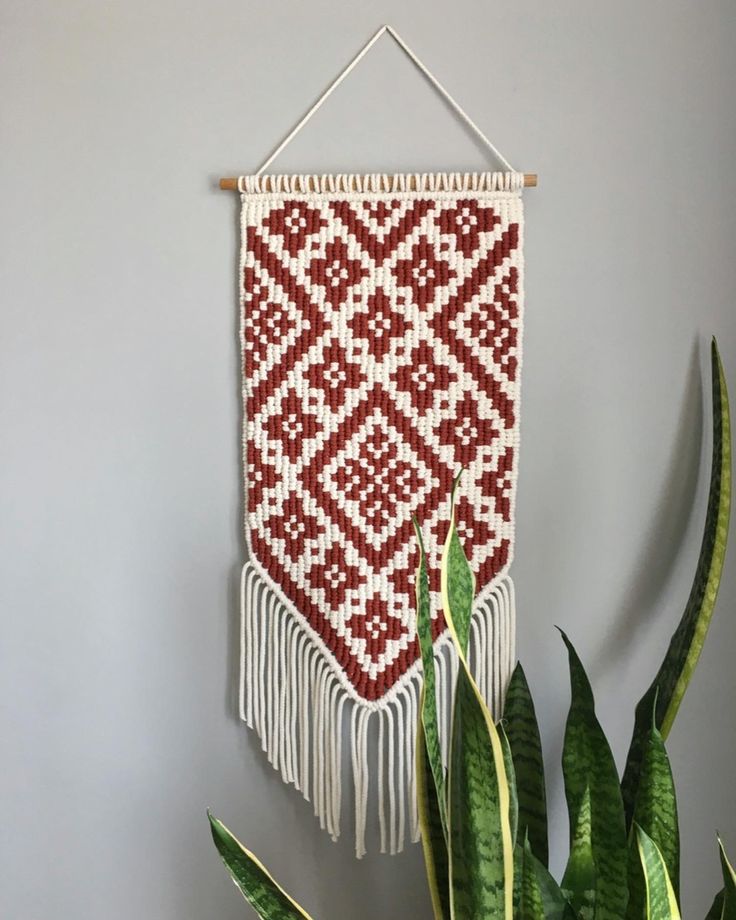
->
[[239, 562, 515, 855]]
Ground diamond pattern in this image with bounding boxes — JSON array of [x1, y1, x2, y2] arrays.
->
[[243, 192, 523, 701], [348, 290, 410, 362]]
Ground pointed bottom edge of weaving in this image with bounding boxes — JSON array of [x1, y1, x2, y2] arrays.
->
[[238, 560, 516, 857]]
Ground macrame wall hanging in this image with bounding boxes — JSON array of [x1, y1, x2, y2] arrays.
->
[[219, 24, 535, 858]]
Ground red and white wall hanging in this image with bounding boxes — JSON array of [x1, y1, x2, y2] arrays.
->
[[222, 25, 533, 857]]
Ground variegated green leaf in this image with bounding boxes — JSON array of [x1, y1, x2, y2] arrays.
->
[[518, 837, 545, 920], [448, 666, 514, 920], [414, 518, 450, 919], [628, 831, 649, 920], [704, 890, 724, 920], [636, 825, 681, 920], [627, 701, 680, 919], [720, 838, 736, 920], [561, 784, 596, 919], [416, 710, 450, 920], [499, 721, 519, 846], [413, 517, 447, 840], [622, 340, 731, 822], [518, 841, 575, 920], [536, 859, 577, 920], [513, 842, 523, 918], [443, 490, 513, 920], [561, 632, 628, 920], [208, 813, 314, 919], [504, 662, 549, 866], [441, 471, 475, 657]]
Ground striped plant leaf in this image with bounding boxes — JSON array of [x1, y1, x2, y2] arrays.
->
[[561, 631, 628, 920], [705, 890, 724, 920], [443, 484, 513, 920], [627, 833, 648, 920], [518, 837, 545, 920], [499, 721, 519, 846], [720, 838, 736, 920], [513, 842, 523, 917], [208, 814, 314, 919], [448, 666, 513, 920], [416, 711, 451, 920], [561, 784, 596, 919], [534, 858, 577, 920], [414, 518, 450, 918], [622, 340, 732, 822], [441, 471, 475, 657], [517, 840, 575, 920], [626, 700, 680, 919], [413, 518, 447, 839], [635, 825, 681, 920], [503, 662, 549, 866]]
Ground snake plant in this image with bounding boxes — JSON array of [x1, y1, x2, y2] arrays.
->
[[209, 340, 733, 918]]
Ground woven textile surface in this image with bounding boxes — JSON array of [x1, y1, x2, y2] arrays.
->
[[237, 172, 525, 853]]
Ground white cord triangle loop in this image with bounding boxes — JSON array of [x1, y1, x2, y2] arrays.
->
[[256, 24, 515, 175]]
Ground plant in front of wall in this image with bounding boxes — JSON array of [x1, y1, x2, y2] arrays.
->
[[208, 341, 734, 919]]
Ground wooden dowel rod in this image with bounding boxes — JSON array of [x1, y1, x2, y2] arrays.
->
[[219, 173, 537, 191]]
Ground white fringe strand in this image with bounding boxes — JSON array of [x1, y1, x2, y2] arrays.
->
[[239, 561, 516, 857]]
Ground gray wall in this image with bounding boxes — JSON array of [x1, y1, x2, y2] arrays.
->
[[2, 1, 735, 917]]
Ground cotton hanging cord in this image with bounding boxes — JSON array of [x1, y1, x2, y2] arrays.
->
[[255, 25, 387, 176], [219, 24, 538, 189], [382, 26, 516, 172], [255, 24, 516, 175]]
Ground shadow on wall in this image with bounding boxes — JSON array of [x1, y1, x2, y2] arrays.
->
[[591, 338, 704, 676]]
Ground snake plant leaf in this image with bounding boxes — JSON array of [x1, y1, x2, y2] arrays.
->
[[560, 631, 628, 920], [518, 836, 545, 920], [416, 708, 450, 920], [443, 503, 513, 919], [704, 890, 725, 920], [499, 721, 519, 846], [441, 470, 475, 657], [518, 840, 575, 920], [627, 830, 647, 920], [413, 517, 447, 841], [635, 825, 681, 920], [626, 699, 680, 919], [719, 837, 736, 919], [513, 841, 523, 917], [560, 784, 596, 919], [208, 813, 315, 920], [536, 862, 577, 920], [447, 664, 514, 920], [503, 662, 549, 866], [622, 340, 732, 823]]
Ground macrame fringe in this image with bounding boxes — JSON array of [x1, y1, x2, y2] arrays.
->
[[239, 562, 516, 857], [237, 171, 526, 196]]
